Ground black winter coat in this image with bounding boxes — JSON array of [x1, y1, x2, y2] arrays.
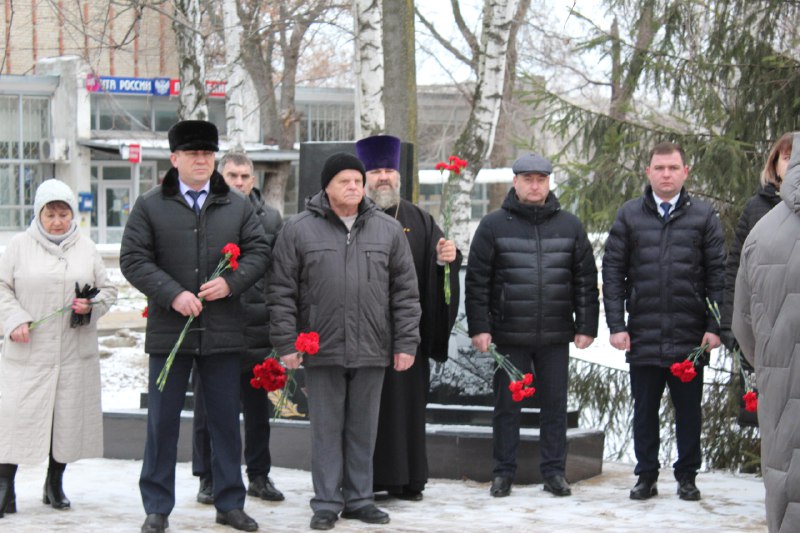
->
[[120, 168, 270, 356], [602, 186, 726, 366], [240, 188, 283, 371], [268, 191, 421, 367], [719, 184, 780, 349], [465, 188, 599, 347]]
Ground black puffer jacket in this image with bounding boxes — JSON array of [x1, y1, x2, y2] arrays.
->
[[268, 191, 421, 367], [719, 183, 780, 349], [120, 168, 270, 356], [241, 188, 283, 371], [602, 186, 726, 366], [465, 188, 599, 347]]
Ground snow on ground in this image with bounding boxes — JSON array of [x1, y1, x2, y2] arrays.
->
[[71, 272, 768, 532], [3, 459, 766, 532]]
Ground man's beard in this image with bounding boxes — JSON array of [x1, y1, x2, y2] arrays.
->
[[366, 184, 401, 210]]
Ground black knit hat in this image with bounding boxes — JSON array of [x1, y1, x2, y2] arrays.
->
[[321, 152, 366, 189], [168, 120, 219, 152]]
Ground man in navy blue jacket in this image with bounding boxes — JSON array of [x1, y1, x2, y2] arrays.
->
[[603, 142, 725, 502]]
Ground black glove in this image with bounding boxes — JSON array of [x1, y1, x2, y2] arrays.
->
[[70, 282, 101, 328]]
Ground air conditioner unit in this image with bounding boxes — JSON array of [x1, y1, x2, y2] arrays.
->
[[39, 138, 70, 163]]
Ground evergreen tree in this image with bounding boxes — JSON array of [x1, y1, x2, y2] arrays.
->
[[521, 0, 800, 239]]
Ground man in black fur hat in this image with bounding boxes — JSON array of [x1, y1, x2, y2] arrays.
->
[[121, 120, 270, 533], [355, 135, 462, 501]]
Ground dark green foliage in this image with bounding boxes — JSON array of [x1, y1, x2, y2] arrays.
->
[[568, 354, 761, 472], [519, 0, 800, 243]]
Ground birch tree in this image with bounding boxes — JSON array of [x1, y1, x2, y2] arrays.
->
[[418, 0, 520, 251], [222, 0, 259, 150], [173, 0, 208, 120], [353, 0, 385, 137]]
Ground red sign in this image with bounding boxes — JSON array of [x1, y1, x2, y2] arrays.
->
[[169, 79, 226, 98], [128, 144, 141, 164]]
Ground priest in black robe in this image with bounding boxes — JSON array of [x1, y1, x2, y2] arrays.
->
[[356, 135, 462, 501]]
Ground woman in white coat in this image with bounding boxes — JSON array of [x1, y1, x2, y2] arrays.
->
[[0, 179, 116, 518]]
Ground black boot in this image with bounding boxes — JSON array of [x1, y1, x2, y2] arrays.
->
[[0, 464, 17, 518], [43, 460, 70, 510]]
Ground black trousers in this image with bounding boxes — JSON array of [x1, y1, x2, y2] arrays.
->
[[193, 364, 273, 482], [140, 354, 244, 515], [629, 364, 704, 480], [492, 343, 569, 479]]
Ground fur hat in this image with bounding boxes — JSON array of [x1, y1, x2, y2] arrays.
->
[[512, 153, 553, 175], [168, 120, 219, 152], [34, 179, 79, 218], [321, 152, 366, 189], [355, 135, 401, 172]]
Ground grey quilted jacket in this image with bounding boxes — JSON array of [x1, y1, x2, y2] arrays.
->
[[733, 132, 800, 533], [268, 190, 421, 367]]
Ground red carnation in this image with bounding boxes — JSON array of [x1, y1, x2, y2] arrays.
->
[[508, 380, 524, 393], [743, 391, 758, 412], [670, 359, 697, 383], [251, 358, 287, 392], [295, 331, 320, 355], [522, 373, 533, 386], [222, 242, 241, 261], [512, 390, 524, 402], [142, 306, 148, 318]]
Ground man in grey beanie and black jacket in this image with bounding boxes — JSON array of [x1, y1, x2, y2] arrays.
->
[[268, 152, 421, 530]]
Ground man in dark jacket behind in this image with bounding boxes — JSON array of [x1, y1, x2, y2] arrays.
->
[[120, 121, 269, 533], [603, 142, 725, 503], [465, 153, 599, 499], [192, 152, 284, 505], [268, 153, 421, 531]]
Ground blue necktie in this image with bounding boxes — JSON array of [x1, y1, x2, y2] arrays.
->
[[187, 190, 206, 215], [660, 201, 670, 219]]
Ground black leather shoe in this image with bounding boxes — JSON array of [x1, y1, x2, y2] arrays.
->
[[677, 478, 701, 501], [197, 476, 214, 505], [490, 476, 512, 497], [216, 509, 258, 531], [629, 475, 658, 500], [340, 504, 390, 524], [247, 475, 284, 502], [543, 475, 572, 496], [389, 488, 423, 501], [310, 510, 338, 530], [141, 513, 169, 533]]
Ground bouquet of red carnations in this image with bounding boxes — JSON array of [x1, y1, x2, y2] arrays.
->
[[252, 332, 319, 419]]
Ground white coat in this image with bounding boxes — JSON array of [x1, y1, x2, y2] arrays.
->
[[0, 223, 117, 464]]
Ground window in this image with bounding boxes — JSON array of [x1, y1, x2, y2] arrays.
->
[[0, 95, 49, 229], [91, 94, 227, 134], [297, 103, 354, 142]]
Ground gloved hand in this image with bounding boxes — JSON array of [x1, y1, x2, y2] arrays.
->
[[70, 282, 100, 328]]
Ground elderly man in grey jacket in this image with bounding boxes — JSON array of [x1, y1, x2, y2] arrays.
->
[[733, 132, 800, 533], [269, 153, 420, 531]]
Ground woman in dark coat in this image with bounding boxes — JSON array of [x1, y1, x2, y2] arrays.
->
[[720, 132, 793, 350]]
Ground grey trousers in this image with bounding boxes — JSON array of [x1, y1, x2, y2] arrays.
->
[[306, 365, 385, 513]]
